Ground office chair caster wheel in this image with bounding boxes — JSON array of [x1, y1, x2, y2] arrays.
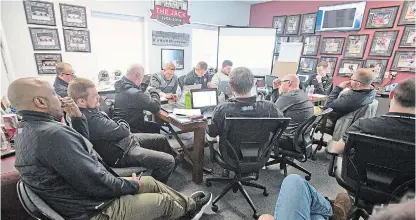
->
[[253, 213, 259, 219], [205, 181, 212, 187], [263, 190, 269, 196], [211, 204, 218, 212], [232, 185, 238, 193], [311, 155, 317, 161], [305, 175, 311, 181]]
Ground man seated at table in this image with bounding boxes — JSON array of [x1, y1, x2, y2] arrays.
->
[[113, 64, 161, 133], [304, 61, 333, 95], [331, 77, 415, 154], [210, 60, 233, 88], [184, 61, 210, 89], [150, 62, 179, 99], [9, 77, 212, 220], [53, 62, 75, 97], [271, 74, 314, 146], [324, 68, 376, 126], [68, 78, 179, 183]]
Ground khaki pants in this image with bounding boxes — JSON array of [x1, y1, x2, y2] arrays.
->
[[91, 176, 196, 220]]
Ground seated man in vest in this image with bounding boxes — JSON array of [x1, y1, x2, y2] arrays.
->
[[113, 64, 161, 133], [211, 60, 233, 88], [332, 77, 415, 154], [68, 78, 179, 183], [271, 74, 314, 147], [324, 68, 376, 126], [53, 62, 75, 97], [184, 61, 210, 89], [303, 61, 333, 95], [150, 62, 179, 99], [9, 77, 212, 220]]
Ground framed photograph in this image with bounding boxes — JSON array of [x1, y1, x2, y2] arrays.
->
[[272, 16, 286, 35], [298, 57, 318, 74], [63, 29, 91, 52], [398, 1, 416, 25], [34, 53, 62, 74], [284, 15, 301, 35], [288, 36, 303, 43], [23, 0, 56, 26], [391, 51, 415, 72], [364, 59, 389, 83], [399, 26, 416, 48], [319, 57, 338, 76], [344, 35, 369, 58], [161, 49, 184, 70], [365, 6, 399, 29], [302, 35, 320, 56], [337, 59, 364, 77], [320, 37, 345, 55], [29, 27, 61, 50], [274, 36, 288, 53], [300, 13, 316, 34], [60, 3, 87, 28], [369, 31, 398, 57]]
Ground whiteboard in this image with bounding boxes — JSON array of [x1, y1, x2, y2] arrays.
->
[[217, 27, 276, 76]]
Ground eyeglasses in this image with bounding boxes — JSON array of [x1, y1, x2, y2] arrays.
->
[[349, 78, 362, 83]]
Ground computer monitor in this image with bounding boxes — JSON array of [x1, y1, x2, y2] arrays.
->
[[218, 81, 232, 96], [265, 75, 277, 87], [191, 89, 218, 109]]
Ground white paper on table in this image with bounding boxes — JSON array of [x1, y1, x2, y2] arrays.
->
[[277, 42, 303, 62], [173, 108, 201, 116], [310, 94, 327, 98]]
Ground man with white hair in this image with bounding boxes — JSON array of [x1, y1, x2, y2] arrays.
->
[[113, 64, 161, 133]]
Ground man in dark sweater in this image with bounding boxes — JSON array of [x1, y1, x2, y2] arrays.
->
[[304, 61, 333, 95], [324, 68, 376, 123], [68, 78, 178, 183], [113, 64, 161, 133], [53, 62, 75, 97], [184, 61, 210, 89], [8, 78, 212, 220]]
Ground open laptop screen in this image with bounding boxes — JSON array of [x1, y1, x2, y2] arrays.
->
[[191, 89, 218, 108]]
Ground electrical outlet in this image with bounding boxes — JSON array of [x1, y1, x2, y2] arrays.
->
[[384, 72, 389, 79]]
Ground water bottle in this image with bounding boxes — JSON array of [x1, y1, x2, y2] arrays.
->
[[308, 85, 314, 98], [219, 92, 226, 104], [184, 90, 192, 109], [305, 85, 311, 95]]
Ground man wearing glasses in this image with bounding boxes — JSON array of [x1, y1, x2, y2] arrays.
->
[[184, 61, 209, 89], [53, 62, 75, 97], [324, 68, 376, 124]]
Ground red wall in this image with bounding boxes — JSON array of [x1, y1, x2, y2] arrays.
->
[[249, 0, 414, 85]]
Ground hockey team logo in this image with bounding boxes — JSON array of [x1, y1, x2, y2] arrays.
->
[[151, 0, 191, 27]]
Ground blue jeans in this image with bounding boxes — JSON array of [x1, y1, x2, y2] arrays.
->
[[274, 174, 333, 220]]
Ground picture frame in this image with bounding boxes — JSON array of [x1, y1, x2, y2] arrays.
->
[[60, 3, 88, 28], [364, 59, 389, 83], [302, 35, 320, 56], [29, 27, 61, 50], [319, 57, 338, 76], [369, 31, 399, 57], [320, 37, 345, 55], [298, 57, 318, 74], [365, 6, 399, 29], [63, 29, 91, 52], [23, 0, 56, 26], [337, 59, 364, 77], [284, 15, 301, 35], [399, 26, 416, 48], [272, 16, 286, 35], [391, 51, 415, 72], [288, 36, 303, 43], [274, 36, 288, 53], [300, 13, 316, 34], [344, 35, 369, 58], [161, 49, 184, 70], [398, 1, 416, 26], [34, 53, 62, 74]]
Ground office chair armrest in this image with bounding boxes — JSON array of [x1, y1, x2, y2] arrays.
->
[[326, 140, 339, 177]]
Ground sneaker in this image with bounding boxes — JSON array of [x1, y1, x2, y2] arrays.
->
[[189, 191, 213, 220], [330, 193, 352, 220]]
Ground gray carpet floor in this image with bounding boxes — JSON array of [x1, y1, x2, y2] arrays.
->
[[160, 133, 346, 220]]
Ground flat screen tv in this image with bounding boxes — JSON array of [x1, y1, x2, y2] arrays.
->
[[316, 2, 366, 32]]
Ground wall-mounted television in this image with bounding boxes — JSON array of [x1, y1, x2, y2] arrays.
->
[[316, 2, 366, 32]]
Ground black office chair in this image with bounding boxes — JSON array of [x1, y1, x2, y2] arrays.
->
[[205, 117, 290, 219], [328, 132, 415, 219], [178, 75, 185, 91], [99, 97, 115, 118], [17, 180, 65, 220], [265, 108, 333, 180], [311, 109, 333, 160]]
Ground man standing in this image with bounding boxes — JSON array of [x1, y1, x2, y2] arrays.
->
[[304, 61, 333, 95], [53, 62, 75, 97], [184, 61, 210, 89], [113, 64, 161, 133], [8, 77, 212, 220], [150, 63, 179, 98], [211, 60, 233, 88], [68, 78, 178, 183]]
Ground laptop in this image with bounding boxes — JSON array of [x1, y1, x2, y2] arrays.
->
[[265, 75, 277, 88], [191, 88, 218, 118], [161, 84, 203, 113], [218, 81, 232, 96]]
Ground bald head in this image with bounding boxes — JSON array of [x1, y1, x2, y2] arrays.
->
[[126, 64, 145, 86], [279, 74, 300, 94]]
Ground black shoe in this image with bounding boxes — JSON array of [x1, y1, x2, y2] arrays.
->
[[222, 169, 230, 178], [189, 191, 212, 220]]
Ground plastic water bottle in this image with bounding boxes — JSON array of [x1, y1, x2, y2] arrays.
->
[[305, 85, 311, 95], [219, 92, 226, 104], [184, 90, 192, 109], [308, 85, 314, 98]]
